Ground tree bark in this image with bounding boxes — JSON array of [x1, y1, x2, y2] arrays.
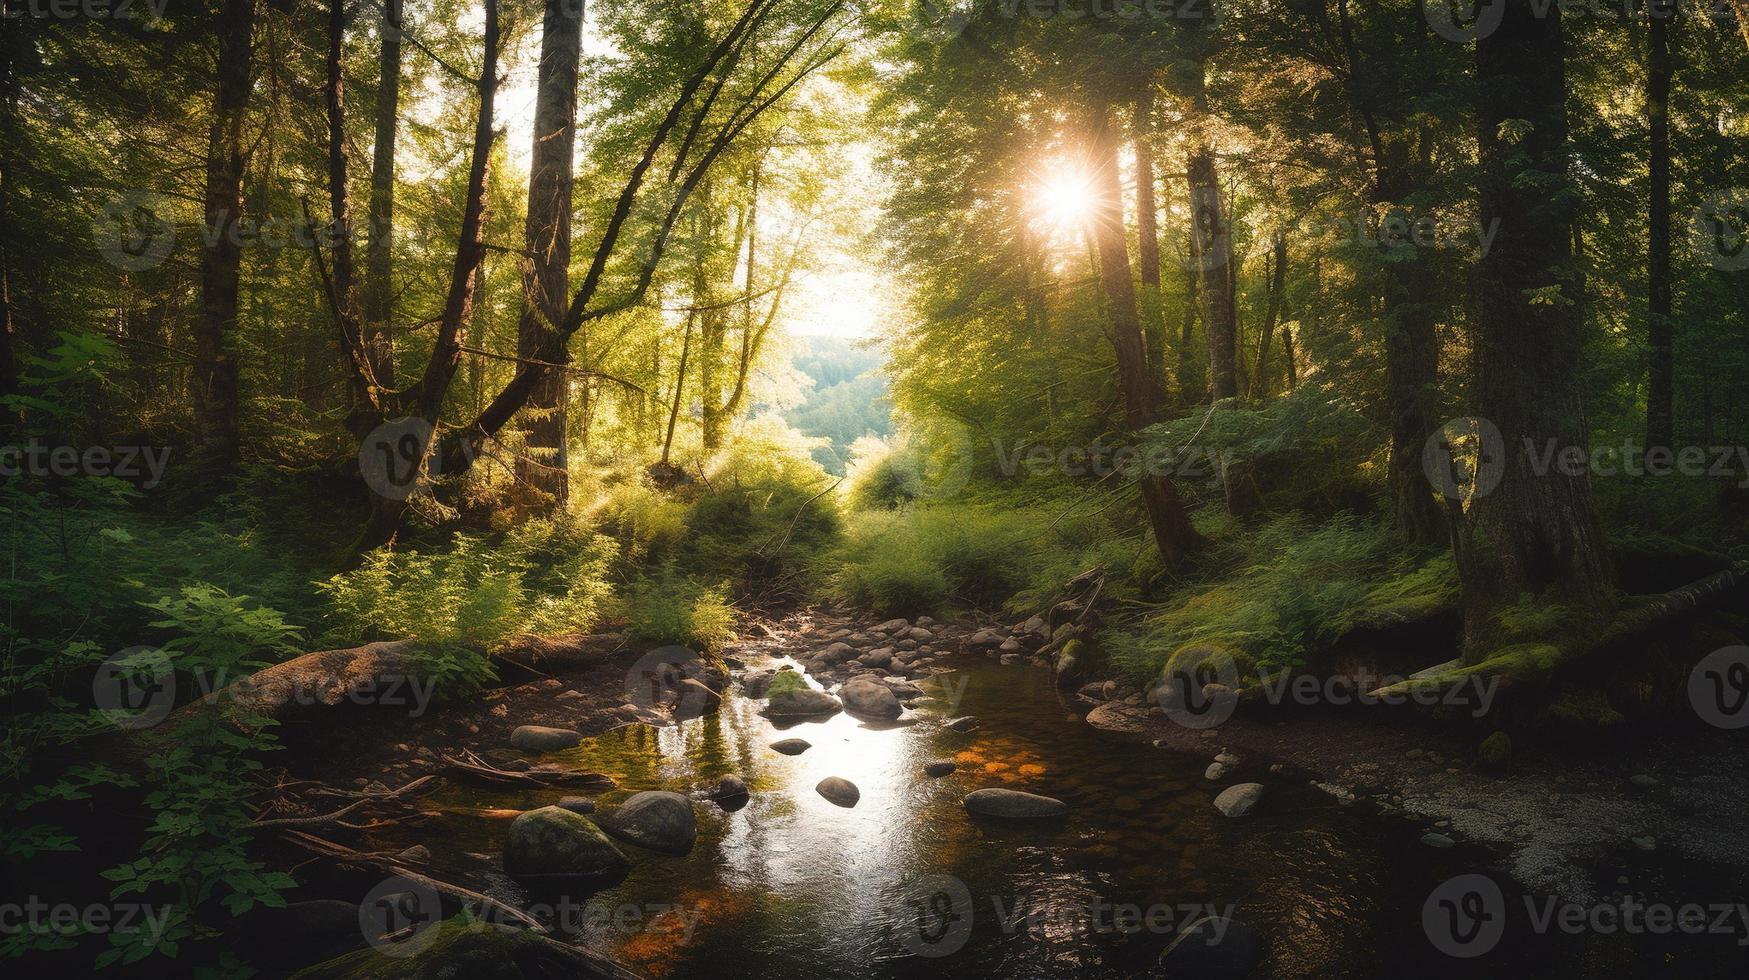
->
[[1132, 89, 1168, 401], [363, 0, 402, 391], [514, 0, 585, 508], [1645, 0, 1674, 452], [1456, 0, 1614, 663], [1251, 229, 1287, 398], [1185, 56, 1236, 402], [1089, 107, 1203, 568], [191, 0, 255, 471]]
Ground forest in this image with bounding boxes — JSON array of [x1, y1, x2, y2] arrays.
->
[[3, 0, 1749, 977]]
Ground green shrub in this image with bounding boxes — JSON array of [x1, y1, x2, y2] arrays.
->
[[843, 435, 926, 510], [766, 670, 809, 696], [622, 577, 737, 653]]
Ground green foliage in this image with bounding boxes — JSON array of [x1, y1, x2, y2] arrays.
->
[[620, 577, 737, 653], [766, 669, 809, 697], [318, 518, 615, 652], [1105, 514, 1459, 682], [842, 434, 927, 511], [1477, 731, 1513, 769]]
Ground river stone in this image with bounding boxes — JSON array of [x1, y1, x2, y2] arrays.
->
[[503, 806, 629, 883], [1213, 783, 1265, 818], [770, 738, 812, 755], [740, 670, 774, 698], [762, 687, 842, 719], [597, 790, 697, 854], [510, 725, 582, 752], [883, 678, 925, 699], [966, 628, 1004, 650], [908, 627, 933, 642], [858, 648, 895, 669], [1204, 762, 1227, 781], [710, 774, 749, 801], [816, 776, 860, 808], [944, 716, 980, 733], [839, 677, 903, 720], [555, 796, 595, 815], [963, 788, 1068, 819], [1159, 915, 1262, 976], [820, 642, 857, 663], [1421, 832, 1455, 849], [924, 761, 956, 777], [876, 618, 911, 634]]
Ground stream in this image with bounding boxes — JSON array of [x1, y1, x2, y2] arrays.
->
[[402, 656, 1739, 978]]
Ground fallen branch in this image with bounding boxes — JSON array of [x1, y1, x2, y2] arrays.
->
[[441, 750, 616, 789]]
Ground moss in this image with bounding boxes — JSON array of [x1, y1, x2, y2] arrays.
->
[[766, 670, 809, 697], [1546, 688, 1626, 729], [1162, 641, 1260, 689], [1478, 731, 1512, 769], [291, 918, 543, 979], [1370, 642, 1564, 699]]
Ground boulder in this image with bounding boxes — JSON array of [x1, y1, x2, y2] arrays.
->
[[503, 806, 629, 883], [962, 788, 1068, 819], [816, 776, 860, 808], [858, 648, 895, 669], [596, 790, 698, 854], [1213, 783, 1264, 819], [770, 738, 812, 755], [510, 725, 582, 753], [839, 676, 903, 720], [762, 687, 843, 719], [924, 761, 957, 778]]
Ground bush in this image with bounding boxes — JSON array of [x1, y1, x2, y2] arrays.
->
[[621, 577, 737, 653], [842, 434, 927, 510]]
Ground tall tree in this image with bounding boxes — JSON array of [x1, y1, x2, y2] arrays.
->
[[1645, 0, 1675, 452], [363, 0, 403, 390], [191, 0, 256, 470], [1132, 85, 1167, 394], [1089, 105, 1204, 568], [1455, 0, 1614, 662], [514, 0, 586, 508], [1184, 43, 1236, 402]]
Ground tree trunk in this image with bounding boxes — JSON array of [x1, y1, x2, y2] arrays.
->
[[513, 0, 585, 509], [1186, 58, 1236, 402], [1645, 0, 1674, 452], [0, 14, 18, 428], [191, 0, 255, 471], [1251, 229, 1287, 398], [1132, 89, 1167, 399], [1089, 107, 1203, 568], [1384, 222, 1446, 546], [363, 0, 402, 391], [1457, 0, 1614, 663]]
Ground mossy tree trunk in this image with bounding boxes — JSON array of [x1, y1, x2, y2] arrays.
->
[[1456, 0, 1614, 663]]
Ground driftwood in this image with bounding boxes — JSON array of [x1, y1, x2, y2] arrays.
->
[[441, 749, 616, 790], [279, 829, 545, 931], [245, 774, 439, 832]]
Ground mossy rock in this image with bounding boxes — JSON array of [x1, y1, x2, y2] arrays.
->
[[766, 670, 809, 697], [1055, 639, 1087, 687], [289, 918, 602, 980], [1161, 641, 1260, 691], [1544, 688, 1626, 730], [1477, 731, 1512, 769]]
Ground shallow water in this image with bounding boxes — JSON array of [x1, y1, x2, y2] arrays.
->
[[415, 659, 1747, 978]]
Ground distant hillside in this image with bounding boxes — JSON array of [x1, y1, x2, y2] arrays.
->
[[784, 336, 893, 474]]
